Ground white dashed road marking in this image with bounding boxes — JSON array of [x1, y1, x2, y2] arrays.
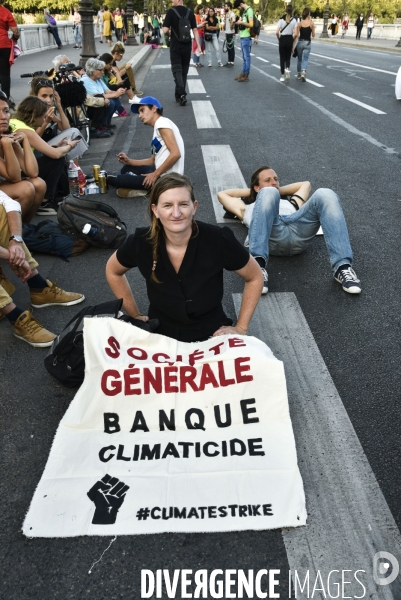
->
[[333, 92, 386, 114], [192, 101, 221, 128], [187, 79, 207, 94], [201, 145, 247, 223]]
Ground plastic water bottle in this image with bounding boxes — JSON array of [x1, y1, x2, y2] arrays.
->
[[82, 223, 99, 238], [68, 161, 79, 196]]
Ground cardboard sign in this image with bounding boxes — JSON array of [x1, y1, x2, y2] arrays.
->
[[23, 318, 306, 537]]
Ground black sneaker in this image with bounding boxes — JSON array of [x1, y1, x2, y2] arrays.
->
[[90, 129, 111, 139], [179, 95, 187, 106], [260, 267, 268, 295], [334, 266, 361, 294], [37, 200, 58, 215]]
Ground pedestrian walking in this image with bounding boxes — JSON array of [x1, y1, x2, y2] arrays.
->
[[114, 8, 124, 41], [73, 5, 82, 48], [355, 13, 364, 39], [205, 8, 223, 67], [193, 5, 206, 68], [329, 14, 338, 36], [233, 0, 254, 82], [223, 2, 236, 67], [133, 11, 139, 34], [102, 6, 113, 46], [97, 6, 104, 43], [293, 7, 315, 82], [276, 4, 296, 81], [341, 13, 349, 38], [162, 0, 201, 106], [366, 13, 374, 39], [44, 9, 63, 49], [254, 10, 261, 43], [0, 0, 20, 99]]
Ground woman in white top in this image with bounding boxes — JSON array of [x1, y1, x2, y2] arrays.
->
[[73, 5, 82, 48], [276, 4, 297, 81]]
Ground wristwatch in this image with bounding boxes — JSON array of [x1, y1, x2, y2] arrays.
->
[[9, 235, 23, 243]]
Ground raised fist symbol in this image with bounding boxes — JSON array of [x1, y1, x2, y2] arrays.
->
[[87, 474, 129, 525]]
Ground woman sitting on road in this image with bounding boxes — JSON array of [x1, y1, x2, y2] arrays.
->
[[0, 91, 45, 223], [9, 96, 80, 216], [111, 42, 143, 97], [106, 173, 263, 342], [81, 57, 127, 139], [99, 53, 139, 109]]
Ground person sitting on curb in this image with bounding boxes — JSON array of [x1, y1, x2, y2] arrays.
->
[[81, 57, 127, 139], [0, 191, 84, 347], [107, 96, 184, 198], [111, 42, 143, 97], [217, 166, 361, 295]]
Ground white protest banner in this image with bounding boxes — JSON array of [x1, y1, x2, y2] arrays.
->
[[23, 318, 307, 537]]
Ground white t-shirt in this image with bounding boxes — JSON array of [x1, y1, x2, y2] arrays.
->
[[152, 116, 185, 175], [0, 190, 21, 213], [243, 198, 295, 228], [224, 11, 235, 34], [277, 16, 297, 36], [368, 16, 374, 27]]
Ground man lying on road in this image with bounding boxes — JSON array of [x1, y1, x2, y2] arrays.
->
[[218, 166, 361, 295]]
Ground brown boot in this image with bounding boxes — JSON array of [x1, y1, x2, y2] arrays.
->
[[238, 73, 249, 82], [234, 73, 244, 81], [13, 308, 56, 348]]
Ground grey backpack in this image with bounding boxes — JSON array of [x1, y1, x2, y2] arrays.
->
[[57, 196, 127, 249]]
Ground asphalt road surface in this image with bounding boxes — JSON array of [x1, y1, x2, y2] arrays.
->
[[1, 33, 401, 599]]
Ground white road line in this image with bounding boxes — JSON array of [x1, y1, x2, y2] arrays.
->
[[250, 53, 255, 56], [150, 64, 172, 69], [233, 292, 401, 600], [306, 78, 325, 88], [311, 52, 397, 75], [256, 56, 269, 63], [366, 50, 389, 55], [201, 145, 247, 223], [192, 101, 221, 129], [187, 79, 206, 94], [272, 64, 280, 69], [253, 65, 398, 154], [187, 67, 199, 76], [333, 92, 386, 114]]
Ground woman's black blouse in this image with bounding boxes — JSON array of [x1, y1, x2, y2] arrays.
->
[[116, 221, 249, 341]]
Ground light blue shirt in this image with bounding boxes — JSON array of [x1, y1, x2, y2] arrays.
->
[[81, 74, 109, 95]]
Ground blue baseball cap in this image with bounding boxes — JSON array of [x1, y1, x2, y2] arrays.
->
[[130, 96, 163, 114]]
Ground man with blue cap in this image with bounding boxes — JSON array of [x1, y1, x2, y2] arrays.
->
[[107, 96, 185, 198]]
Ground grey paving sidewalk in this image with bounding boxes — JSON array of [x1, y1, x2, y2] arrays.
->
[[314, 35, 401, 53]]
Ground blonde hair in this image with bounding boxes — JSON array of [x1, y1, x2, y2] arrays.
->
[[111, 41, 125, 55], [147, 173, 196, 283]]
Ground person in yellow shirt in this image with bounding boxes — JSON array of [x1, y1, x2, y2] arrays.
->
[[114, 8, 124, 41]]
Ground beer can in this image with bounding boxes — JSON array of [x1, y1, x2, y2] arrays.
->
[[98, 173, 107, 193], [99, 169, 108, 178], [93, 165, 100, 182]]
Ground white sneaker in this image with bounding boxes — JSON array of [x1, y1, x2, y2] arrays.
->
[[280, 75, 285, 82], [261, 267, 268, 294], [285, 68, 290, 80], [112, 112, 119, 117], [218, 61, 223, 67], [128, 95, 141, 104]]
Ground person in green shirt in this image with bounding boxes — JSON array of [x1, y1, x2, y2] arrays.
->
[[152, 13, 160, 38], [233, 0, 253, 82]]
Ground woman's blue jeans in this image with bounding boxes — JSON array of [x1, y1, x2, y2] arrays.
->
[[206, 34, 221, 65], [248, 187, 353, 274], [73, 24, 82, 44], [297, 40, 311, 72]]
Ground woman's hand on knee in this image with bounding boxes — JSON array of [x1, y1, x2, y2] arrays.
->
[[212, 325, 247, 337]]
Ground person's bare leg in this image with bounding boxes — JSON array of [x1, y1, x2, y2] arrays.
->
[[26, 177, 47, 220], [0, 180, 36, 223]]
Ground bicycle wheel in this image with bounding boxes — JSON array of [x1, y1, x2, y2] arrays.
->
[[66, 105, 91, 146]]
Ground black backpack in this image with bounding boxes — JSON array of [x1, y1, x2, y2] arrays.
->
[[44, 299, 160, 388], [57, 196, 127, 249], [171, 7, 192, 43], [246, 9, 261, 37], [44, 299, 123, 388]]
